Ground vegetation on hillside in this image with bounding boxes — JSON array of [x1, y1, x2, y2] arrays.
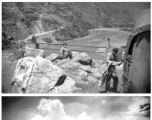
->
[[53, 18, 95, 41], [2, 2, 150, 48]]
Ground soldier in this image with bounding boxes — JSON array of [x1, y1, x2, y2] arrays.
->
[[59, 43, 72, 60], [106, 48, 122, 92], [32, 35, 39, 49]]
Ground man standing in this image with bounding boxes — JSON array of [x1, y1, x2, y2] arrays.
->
[[106, 48, 122, 92], [107, 38, 111, 49], [60, 43, 72, 59], [31, 35, 39, 49]]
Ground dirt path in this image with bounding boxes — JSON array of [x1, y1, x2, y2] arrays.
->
[[89, 28, 121, 31], [24, 27, 64, 43]]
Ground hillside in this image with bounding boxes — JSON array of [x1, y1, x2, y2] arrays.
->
[[2, 2, 150, 47]]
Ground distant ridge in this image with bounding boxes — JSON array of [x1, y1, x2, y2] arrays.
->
[[2, 2, 150, 44]]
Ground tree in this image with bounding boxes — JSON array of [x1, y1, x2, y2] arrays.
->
[[139, 103, 150, 118]]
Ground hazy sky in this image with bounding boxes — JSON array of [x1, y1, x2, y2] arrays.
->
[[2, 96, 150, 120]]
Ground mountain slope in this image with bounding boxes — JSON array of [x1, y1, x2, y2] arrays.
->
[[2, 2, 150, 46]]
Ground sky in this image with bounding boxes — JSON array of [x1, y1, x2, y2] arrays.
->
[[2, 96, 150, 120]]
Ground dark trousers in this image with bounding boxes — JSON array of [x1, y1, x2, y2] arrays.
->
[[105, 73, 118, 92], [60, 52, 72, 60], [52, 52, 72, 62], [35, 43, 39, 49]]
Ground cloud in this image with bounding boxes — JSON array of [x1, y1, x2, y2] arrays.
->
[[136, 116, 149, 120], [100, 114, 138, 120], [101, 100, 106, 104], [127, 97, 150, 118], [65, 102, 91, 117], [65, 102, 102, 120], [28, 97, 150, 120], [30, 98, 92, 120], [97, 97, 133, 118], [77, 112, 92, 120], [31, 115, 48, 120], [88, 96, 100, 100], [37, 98, 66, 120], [3, 97, 150, 120], [96, 96, 149, 119]]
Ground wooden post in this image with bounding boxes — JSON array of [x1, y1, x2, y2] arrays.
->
[[35, 43, 39, 49], [107, 38, 111, 48], [106, 38, 110, 54]]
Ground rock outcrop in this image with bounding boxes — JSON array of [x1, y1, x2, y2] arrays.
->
[[79, 52, 91, 62], [11, 51, 106, 93], [11, 56, 76, 93], [53, 52, 106, 83], [46, 53, 59, 62]]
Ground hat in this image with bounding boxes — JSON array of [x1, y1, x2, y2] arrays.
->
[[63, 43, 67, 46], [113, 48, 118, 52]]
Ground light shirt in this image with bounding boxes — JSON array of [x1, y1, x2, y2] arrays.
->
[[60, 47, 69, 57]]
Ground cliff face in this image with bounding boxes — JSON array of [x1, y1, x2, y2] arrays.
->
[[2, 2, 150, 41]]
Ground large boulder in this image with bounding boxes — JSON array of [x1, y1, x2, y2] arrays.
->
[[11, 56, 76, 93], [71, 51, 80, 61], [79, 65, 91, 72], [56, 59, 71, 67], [46, 53, 58, 62], [77, 69, 88, 80], [79, 52, 91, 62], [57, 60, 81, 70], [56, 59, 104, 83], [11, 57, 35, 93], [78, 52, 97, 67], [49, 76, 76, 93], [24, 47, 45, 58], [44, 52, 106, 84]]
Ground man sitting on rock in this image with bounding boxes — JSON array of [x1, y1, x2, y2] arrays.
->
[[106, 48, 122, 92], [59, 43, 72, 60]]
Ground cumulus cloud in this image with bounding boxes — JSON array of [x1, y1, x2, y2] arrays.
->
[[77, 112, 92, 120], [30, 97, 150, 120], [65, 102, 91, 117], [3, 97, 150, 120], [30, 98, 92, 120], [31, 115, 48, 120], [37, 98, 66, 120]]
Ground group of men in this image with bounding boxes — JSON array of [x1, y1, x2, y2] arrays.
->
[[25, 34, 124, 93], [58, 43, 124, 93]]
